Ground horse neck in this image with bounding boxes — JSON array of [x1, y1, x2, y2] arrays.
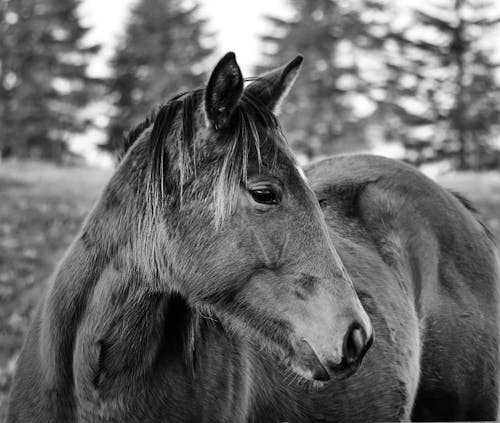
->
[[39, 153, 168, 384], [80, 264, 261, 419], [39, 150, 273, 418]]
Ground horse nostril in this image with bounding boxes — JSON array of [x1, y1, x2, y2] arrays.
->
[[311, 364, 330, 382], [343, 323, 368, 364]]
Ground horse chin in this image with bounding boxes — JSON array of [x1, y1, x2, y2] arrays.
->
[[289, 363, 330, 388], [268, 344, 330, 389], [246, 328, 360, 387], [286, 339, 364, 385]]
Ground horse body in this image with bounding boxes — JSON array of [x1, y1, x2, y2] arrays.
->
[[7, 53, 499, 422], [7, 240, 419, 422], [6, 154, 425, 423], [306, 154, 500, 421]]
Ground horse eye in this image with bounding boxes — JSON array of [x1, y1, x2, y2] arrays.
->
[[249, 187, 279, 205]]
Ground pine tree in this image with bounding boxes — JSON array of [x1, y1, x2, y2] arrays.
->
[[0, 0, 103, 160], [102, 0, 213, 155], [258, 0, 386, 159], [380, 0, 500, 169]]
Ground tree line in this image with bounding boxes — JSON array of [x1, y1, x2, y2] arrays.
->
[[1, 0, 499, 169]]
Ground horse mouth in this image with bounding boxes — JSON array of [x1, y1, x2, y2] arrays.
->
[[289, 339, 330, 382], [288, 339, 363, 384], [261, 327, 366, 386]]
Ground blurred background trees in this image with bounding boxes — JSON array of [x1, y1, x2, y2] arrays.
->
[[1, 0, 500, 169], [101, 0, 213, 154], [379, 0, 500, 169], [0, 0, 104, 160], [259, 0, 500, 168], [258, 0, 386, 159]]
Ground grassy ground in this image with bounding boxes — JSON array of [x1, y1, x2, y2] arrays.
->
[[0, 161, 498, 419], [0, 161, 111, 418], [436, 171, 500, 240]]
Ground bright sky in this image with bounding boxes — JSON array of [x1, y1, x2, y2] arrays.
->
[[79, 0, 291, 78]]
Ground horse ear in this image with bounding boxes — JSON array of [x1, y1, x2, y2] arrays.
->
[[204, 52, 244, 131], [245, 55, 303, 114]]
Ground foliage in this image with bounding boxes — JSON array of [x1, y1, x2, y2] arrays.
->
[[258, 0, 387, 158], [0, 0, 104, 160], [101, 0, 214, 155], [379, 0, 500, 169]]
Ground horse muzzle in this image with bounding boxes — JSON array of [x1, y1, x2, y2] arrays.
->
[[291, 322, 374, 382]]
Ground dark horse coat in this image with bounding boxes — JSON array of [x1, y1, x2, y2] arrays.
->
[[6, 51, 499, 423], [306, 154, 500, 422], [8, 154, 499, 422]]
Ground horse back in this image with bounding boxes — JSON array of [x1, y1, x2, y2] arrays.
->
[[305, 154, 500, 421]]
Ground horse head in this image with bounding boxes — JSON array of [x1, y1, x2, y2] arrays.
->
[[120, 52, 373, 382]]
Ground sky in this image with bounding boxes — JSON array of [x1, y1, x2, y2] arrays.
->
[[79, 0, 290, 78]]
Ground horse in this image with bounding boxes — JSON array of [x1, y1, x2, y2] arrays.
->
[[7, 53, 376, 422], [305, 154, 500, 421], [6, 52, 499, 423]]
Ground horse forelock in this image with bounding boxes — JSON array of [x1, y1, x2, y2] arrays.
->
[[212, 90, 291, 226], [121, 86, 292, 228]]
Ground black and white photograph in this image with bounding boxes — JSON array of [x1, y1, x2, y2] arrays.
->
[[1, 0, 500, 421]]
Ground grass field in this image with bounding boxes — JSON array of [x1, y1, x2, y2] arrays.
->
[[436, 171, 500, 239], [0, 160, 498, 418], [0, 161, 111, 417]]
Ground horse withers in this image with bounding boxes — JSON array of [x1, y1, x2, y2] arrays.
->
[[7, 54, 373, 422]]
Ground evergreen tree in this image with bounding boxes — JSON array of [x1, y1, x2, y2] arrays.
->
[[258, 0, 386, 158], [380, 0, 500, 169], [0, 0, 102, 160], [102, 0, 213, 155]]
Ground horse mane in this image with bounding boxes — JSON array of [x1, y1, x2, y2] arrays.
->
[[119, 108, 159, 161], [450, 190, 495, 243], [120, 82, 290, 226]]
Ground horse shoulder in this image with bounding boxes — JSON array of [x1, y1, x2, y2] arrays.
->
[[71, 254, 173, 420], [7, 238, 93, 423], [6, 303, 57, 422], [36, 238, 102, 388]]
